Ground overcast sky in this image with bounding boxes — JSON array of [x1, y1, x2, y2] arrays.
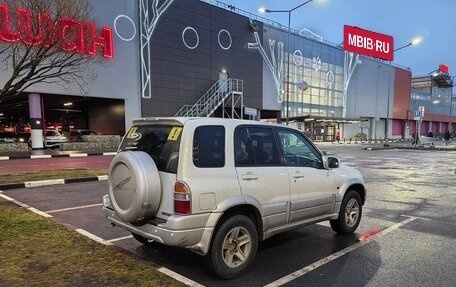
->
[[226, 0, 454, 77]]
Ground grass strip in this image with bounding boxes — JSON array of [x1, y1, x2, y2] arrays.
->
[[0, 169, 107, 184], [0, 198, 184, 287]]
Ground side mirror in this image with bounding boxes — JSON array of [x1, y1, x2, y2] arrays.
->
[[327, 156, 340, 169]]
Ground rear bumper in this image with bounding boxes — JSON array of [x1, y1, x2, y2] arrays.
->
[[102, 195, 216, 255]]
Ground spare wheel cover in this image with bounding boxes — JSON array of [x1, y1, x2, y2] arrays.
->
[[108, 151, 161, 222]]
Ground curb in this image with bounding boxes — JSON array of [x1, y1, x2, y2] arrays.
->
[[365, 146, 456, 151], [0, 152, 117, 161], [0, 175, 108, 190]]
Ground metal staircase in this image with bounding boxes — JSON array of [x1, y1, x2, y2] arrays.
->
[[174, 78, 244, 118]]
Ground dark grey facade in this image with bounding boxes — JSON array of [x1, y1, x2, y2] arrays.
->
[[141, 0, 264, 117]]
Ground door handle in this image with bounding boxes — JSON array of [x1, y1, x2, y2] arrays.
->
[[292, 172, 304, 179], [242, 172, 258, 180]]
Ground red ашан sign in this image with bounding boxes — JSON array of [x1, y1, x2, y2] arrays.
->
[[0, 4, 113, 58], [344, 25, 393, 61]]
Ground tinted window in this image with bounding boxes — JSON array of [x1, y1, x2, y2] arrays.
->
[[235, 126, 280, 166], [119, 125, 182, 173], [277, 129, 323, 168], [193, 126, 225, 168]]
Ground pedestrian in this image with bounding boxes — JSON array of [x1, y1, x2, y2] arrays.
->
[[336, 130, 341, 144], [443, 130, 451, 146]]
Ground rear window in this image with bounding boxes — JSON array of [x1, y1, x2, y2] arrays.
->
[[119, 125, 182, 173]]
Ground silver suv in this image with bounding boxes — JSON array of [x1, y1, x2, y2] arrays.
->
[[102, 117, 366, 279]]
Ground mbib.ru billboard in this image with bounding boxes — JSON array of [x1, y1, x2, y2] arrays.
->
[[344, 25, 394, 61]]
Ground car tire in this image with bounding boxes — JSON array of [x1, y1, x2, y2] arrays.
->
[[203, 215, 258, 279], [330, 190, 362, 235], [108, 151, 162, 223]]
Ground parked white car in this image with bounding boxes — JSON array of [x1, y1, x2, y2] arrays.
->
[[103, 117, 366, 279], [43, 129, 68, 148]]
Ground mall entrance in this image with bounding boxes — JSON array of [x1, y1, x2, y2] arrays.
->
[[0, 93, 125, 136]]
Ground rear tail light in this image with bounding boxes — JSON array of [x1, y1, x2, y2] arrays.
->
[[174, 181, 191, 215]]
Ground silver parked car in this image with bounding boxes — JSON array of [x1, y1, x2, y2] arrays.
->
[[103, 117, 366, 279]]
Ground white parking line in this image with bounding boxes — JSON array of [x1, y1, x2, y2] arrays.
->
[[1, 193, 204, 287], [0, 156, 9, 160], [157, 267, 205, 287], [107, 235, 133, 243], [265, 216, 418, 287], [401, 214, 431, 221], [103, 152, 117, 156], [75, 228, 113, 246], [46, 203, 103, 213], [0, 194, 53, 218]]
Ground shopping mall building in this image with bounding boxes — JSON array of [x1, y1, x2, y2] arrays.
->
[[0, 0, 454, 143]]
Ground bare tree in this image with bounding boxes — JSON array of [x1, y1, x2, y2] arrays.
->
[[0, 0, 107, 102]]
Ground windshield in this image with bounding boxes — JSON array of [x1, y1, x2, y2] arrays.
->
[[45, 131, 61, 136], [119, 124, 182, 173]]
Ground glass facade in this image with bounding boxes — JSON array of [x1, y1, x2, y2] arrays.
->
[[411, 76, 453, 116], [264, 26, 344, 119]]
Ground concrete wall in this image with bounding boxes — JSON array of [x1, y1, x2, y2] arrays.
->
[[141, 0, 264, 117], [346, 57, 395, 139]]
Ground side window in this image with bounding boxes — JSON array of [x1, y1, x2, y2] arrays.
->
[[235, 126, 280, 166], [234, 127, 254, 166], [278, 129, 323, 169], [193, 126, 225, 168]]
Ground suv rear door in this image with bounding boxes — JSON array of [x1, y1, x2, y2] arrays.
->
[[234, 126, 290, 230], [119, 123, 182, 218]]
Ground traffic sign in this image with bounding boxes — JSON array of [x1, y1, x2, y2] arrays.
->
[[413, 111, 421, 121]]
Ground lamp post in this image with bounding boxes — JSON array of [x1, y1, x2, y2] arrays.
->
[[449, 76, 455, 133], [259, 0, 316, 125]]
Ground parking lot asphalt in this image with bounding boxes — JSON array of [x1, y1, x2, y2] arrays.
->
[[1, 140, 455, 190], [2, 145, 456, 286], [314, 138, 456, 151]]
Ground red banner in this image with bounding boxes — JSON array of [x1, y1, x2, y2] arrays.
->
[[439, 64, 449, 74], [344, 25, 394, 61]]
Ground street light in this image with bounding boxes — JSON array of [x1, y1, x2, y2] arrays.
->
[[259, 0, 319, 125], [394, 36, 422, 52]]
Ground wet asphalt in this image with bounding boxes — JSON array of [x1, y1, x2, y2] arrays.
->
[[2, 145, 456, 286]]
